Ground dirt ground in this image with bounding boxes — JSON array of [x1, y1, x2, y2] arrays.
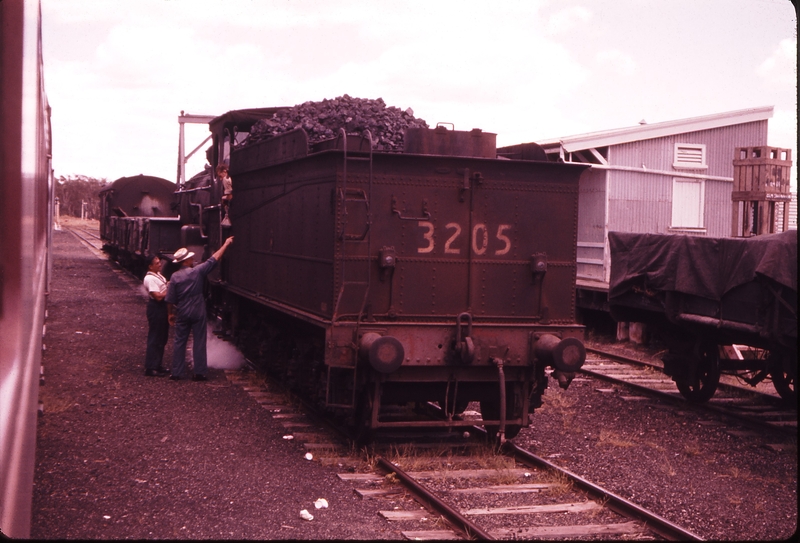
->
[[519, 332, 797, 541], [31, 221, 797, 540], [31, 227, 400, 540]]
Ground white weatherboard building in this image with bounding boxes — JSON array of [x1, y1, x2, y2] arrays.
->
[[503, 106, 782, 311]]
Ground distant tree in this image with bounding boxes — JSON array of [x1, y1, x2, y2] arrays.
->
[[55, 175, 108, 219]]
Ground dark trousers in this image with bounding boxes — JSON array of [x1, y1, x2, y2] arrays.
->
[[145, 300, 169, 370], [172, 316, 207, 377]]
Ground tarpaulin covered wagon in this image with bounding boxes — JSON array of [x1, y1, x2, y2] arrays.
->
[[608, 230, 797, 404]]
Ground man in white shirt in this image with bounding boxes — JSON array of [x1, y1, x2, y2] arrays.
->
[[143, 254, 170, 376]]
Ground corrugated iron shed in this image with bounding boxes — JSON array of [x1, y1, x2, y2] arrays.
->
[[504, 107, 782, 310]]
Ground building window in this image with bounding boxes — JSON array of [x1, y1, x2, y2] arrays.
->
[[673, 143, 707, 169], [671, 177, 705, 229]]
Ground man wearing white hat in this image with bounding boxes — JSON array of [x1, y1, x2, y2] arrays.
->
[[165, 236, 234, 381]]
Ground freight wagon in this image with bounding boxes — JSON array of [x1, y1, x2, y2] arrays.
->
[[608, 230, 797, 404]]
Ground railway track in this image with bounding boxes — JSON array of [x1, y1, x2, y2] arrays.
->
[[582, 346, 797, 435], [224, 367, 703, 540], [64, 224, 149, 291], [64, 223, 105, 253], [62, 220, 779, 539], [363, 440, 702, 540]]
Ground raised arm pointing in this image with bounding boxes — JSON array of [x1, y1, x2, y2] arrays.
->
[[212, 236, 234, 261]]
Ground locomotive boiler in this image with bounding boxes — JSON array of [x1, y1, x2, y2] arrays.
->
[[194, 107, 590, 440]]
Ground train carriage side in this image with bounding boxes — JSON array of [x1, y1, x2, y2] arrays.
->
[[0, 0, 53, 537], [217, 126, 588, 437]]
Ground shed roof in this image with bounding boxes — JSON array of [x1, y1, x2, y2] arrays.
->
[[538, 106, 773, 153]]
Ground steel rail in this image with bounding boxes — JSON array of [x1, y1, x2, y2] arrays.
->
[[586, 346, 664, 369], [580, 364, 688, 403], [375, 456, 494, 541], [232, 349, 702, 541], [502, 442, 704, 541], [71, 226, 102, 241], [583, 348, 795, 435], [66, 226, 105, 255], [586, 346, 785, 401], [65, 227, 152, 295]]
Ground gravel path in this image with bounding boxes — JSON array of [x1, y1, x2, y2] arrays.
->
[[518, 336, 797, 540], [31, 229, 400, 540], [32, 226, 797, 540]]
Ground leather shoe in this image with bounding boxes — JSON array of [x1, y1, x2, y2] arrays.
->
[[192, 374, 208, 382], [169, 375, 182, 381], [145, 368, 169, 377]]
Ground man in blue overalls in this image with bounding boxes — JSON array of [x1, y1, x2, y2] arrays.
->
[[166, 236, 234, 381]]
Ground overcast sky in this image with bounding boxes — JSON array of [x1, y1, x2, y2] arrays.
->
[[41, 0, 797, 188]]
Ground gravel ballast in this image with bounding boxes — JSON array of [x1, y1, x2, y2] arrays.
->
[[31, 224, 797, 540], [31, 227, 400, 540], [518, 337, 797, 541]]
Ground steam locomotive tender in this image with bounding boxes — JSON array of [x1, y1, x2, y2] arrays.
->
[[192, 110, 590, 440]]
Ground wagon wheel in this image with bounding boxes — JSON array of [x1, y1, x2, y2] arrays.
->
[[675, 342, 720, 403], [479, 397, 521, 441], [770, 350, 797, 406]]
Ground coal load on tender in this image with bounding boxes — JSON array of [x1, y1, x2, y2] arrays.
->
[[244, 94, 429, 150]]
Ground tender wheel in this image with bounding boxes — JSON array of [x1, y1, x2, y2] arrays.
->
[[770, 350, 797, 406], [675, 342, 720, 403], [479, 398, 521, 441]]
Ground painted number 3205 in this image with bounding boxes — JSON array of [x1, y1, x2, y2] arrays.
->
[[417, 221, 512, 256]]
